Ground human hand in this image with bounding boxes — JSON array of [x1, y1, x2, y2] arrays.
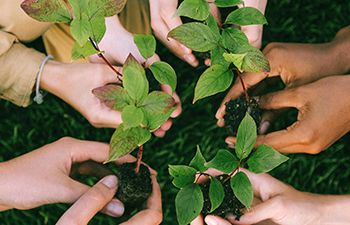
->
[[195, 170, 350, 225], [240, 0, 267, 49], [57, 173, 162, 225], [149, 0, 199, 67], [227, 76, 350, 154], [216, 29, 350, 127], [0, 137, 128, 216]]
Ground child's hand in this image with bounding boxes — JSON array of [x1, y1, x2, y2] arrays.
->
[[226, 76, 350, 154], [0, 137, 131, 215], [216, 29, 349, 127]]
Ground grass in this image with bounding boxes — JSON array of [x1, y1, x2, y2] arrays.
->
[[1, 0, 350, 224]]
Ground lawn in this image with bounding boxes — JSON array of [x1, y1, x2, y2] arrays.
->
[[1, 0, 350, 224]]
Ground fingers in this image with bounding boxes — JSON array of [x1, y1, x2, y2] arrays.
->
[[241, 25, 263, 49], [231, 198, 280, 225], [103, 66, 123, 84], [205, 215, 232, 225], [190, 214, 204, 225], [160, 85, 182, 118], [259, 88, 304, 110], [57, 176, 120, 225], [66, 139, 110, 163], [120, 175, 162, 225], [215, 72, 269, 126]]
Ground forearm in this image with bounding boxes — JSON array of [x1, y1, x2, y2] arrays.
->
[[321, 195, 350, 224], [330, 26, 350, 74]]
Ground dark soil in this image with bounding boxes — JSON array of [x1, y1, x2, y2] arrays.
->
[[224, 96, 262, 136], [71, 161, 152, 209], [110, 163, 153, 208], [201, 175, 244, 219]]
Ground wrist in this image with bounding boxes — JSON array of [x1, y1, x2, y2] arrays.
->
[[40, 61, 65, 96], [330, 30, 350, 74]]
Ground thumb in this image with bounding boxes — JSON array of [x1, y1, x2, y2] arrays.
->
[[57, 175, 122, 225], [229, 197, 281, 225]]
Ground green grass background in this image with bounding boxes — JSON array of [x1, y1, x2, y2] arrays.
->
[[1, 0, 350, 224]]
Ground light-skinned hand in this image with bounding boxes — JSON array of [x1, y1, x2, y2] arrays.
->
[[0, 137, 137, 217], [194, 169, 350, 225], [57, 173, 162, 225]]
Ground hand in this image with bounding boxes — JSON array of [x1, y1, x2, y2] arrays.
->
[[240, 0, 268, 49], [149, 0, 199, 67], [196, 170, 350, 225], [89, 16, 159, 66], [228, 76, 350, 154], [216, 26, 350, 127], [57, 173, 162, 225], [0, 137, 130, 216], [41, 61, 122, 128]]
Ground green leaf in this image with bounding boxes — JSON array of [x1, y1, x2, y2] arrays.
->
[[87, 0, 127, 17], [189, 145, 208, 172], [21, 0, 71, 23], [240, 47, 270, 72], [223, 53, 247, 72], [209, 177, 225, 212], [175, 184, 203, 225], [215, 0, 243, 7], [123, 55, 149, 104], [141, 91, 175, 130], [121, 105, 144, 129], [210, 47, 231, 69], [108, 125, 151, 162], [70, 16, 91, 46], [168, 22, 220, 52], [225, 7, 267, 26], [222, 27, 249, 52], [236, 113, 257, 160], [72, 41, 100, 60], [87, 15, 106, 43], [169, 165, 197, 188], [193, 65, 233, 103], [149, 62, 177, 93], [134, 35, 156, 59], [247, 145, 289, 173], [205, 149, 238, 173], [92, 84, 131, 111], [177, 0, 210, 21], [206, 14, 221, 37], [230, 171, 253, 208]]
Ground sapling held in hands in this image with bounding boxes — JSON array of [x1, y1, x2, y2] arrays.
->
[[169, 113, 289, 225], [22, 0, 179, 209]]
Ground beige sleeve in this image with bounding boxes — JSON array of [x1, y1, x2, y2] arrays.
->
[[0, 30, 45, 107]]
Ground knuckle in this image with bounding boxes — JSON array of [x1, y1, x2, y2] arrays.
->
[[299, 129, 318, 145], [264, 43, 286, 58], [87, 113, 102, 128], [308, 143, 323, 154], [87, 185, 111, 203], [57, 137, 75, 144], [272, 196, 286, 211]]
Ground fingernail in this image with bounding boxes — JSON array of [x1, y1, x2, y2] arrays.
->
[[259, 121, 270, 134], [105, 199, 125, 217], [205, 216, 218, 225], [100, 175, 118, 189]]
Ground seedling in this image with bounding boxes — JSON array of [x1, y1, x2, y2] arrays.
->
[[169, 0, 270, 133], [169, 113, 289, 225], [22, 0, 178, 206]]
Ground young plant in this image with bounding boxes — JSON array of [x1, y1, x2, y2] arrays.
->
[[168, 0, 270, 134], [21, 0, 178, 174], [169, 113, 289, 225]]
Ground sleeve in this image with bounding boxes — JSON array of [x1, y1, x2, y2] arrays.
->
[[0, 30, 46, 107]]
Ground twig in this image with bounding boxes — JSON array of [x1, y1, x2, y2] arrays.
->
[[237, 70, 250, 102], [135, 145, 144, 174], [89, 38, 123, 82]]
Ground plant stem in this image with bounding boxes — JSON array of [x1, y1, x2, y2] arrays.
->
[[237, 71, 250, 102], [194, 172, 211, 183], [135, 145, 144, 174], [89, 38, 123, 82], [223, 162, 241, 183]]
